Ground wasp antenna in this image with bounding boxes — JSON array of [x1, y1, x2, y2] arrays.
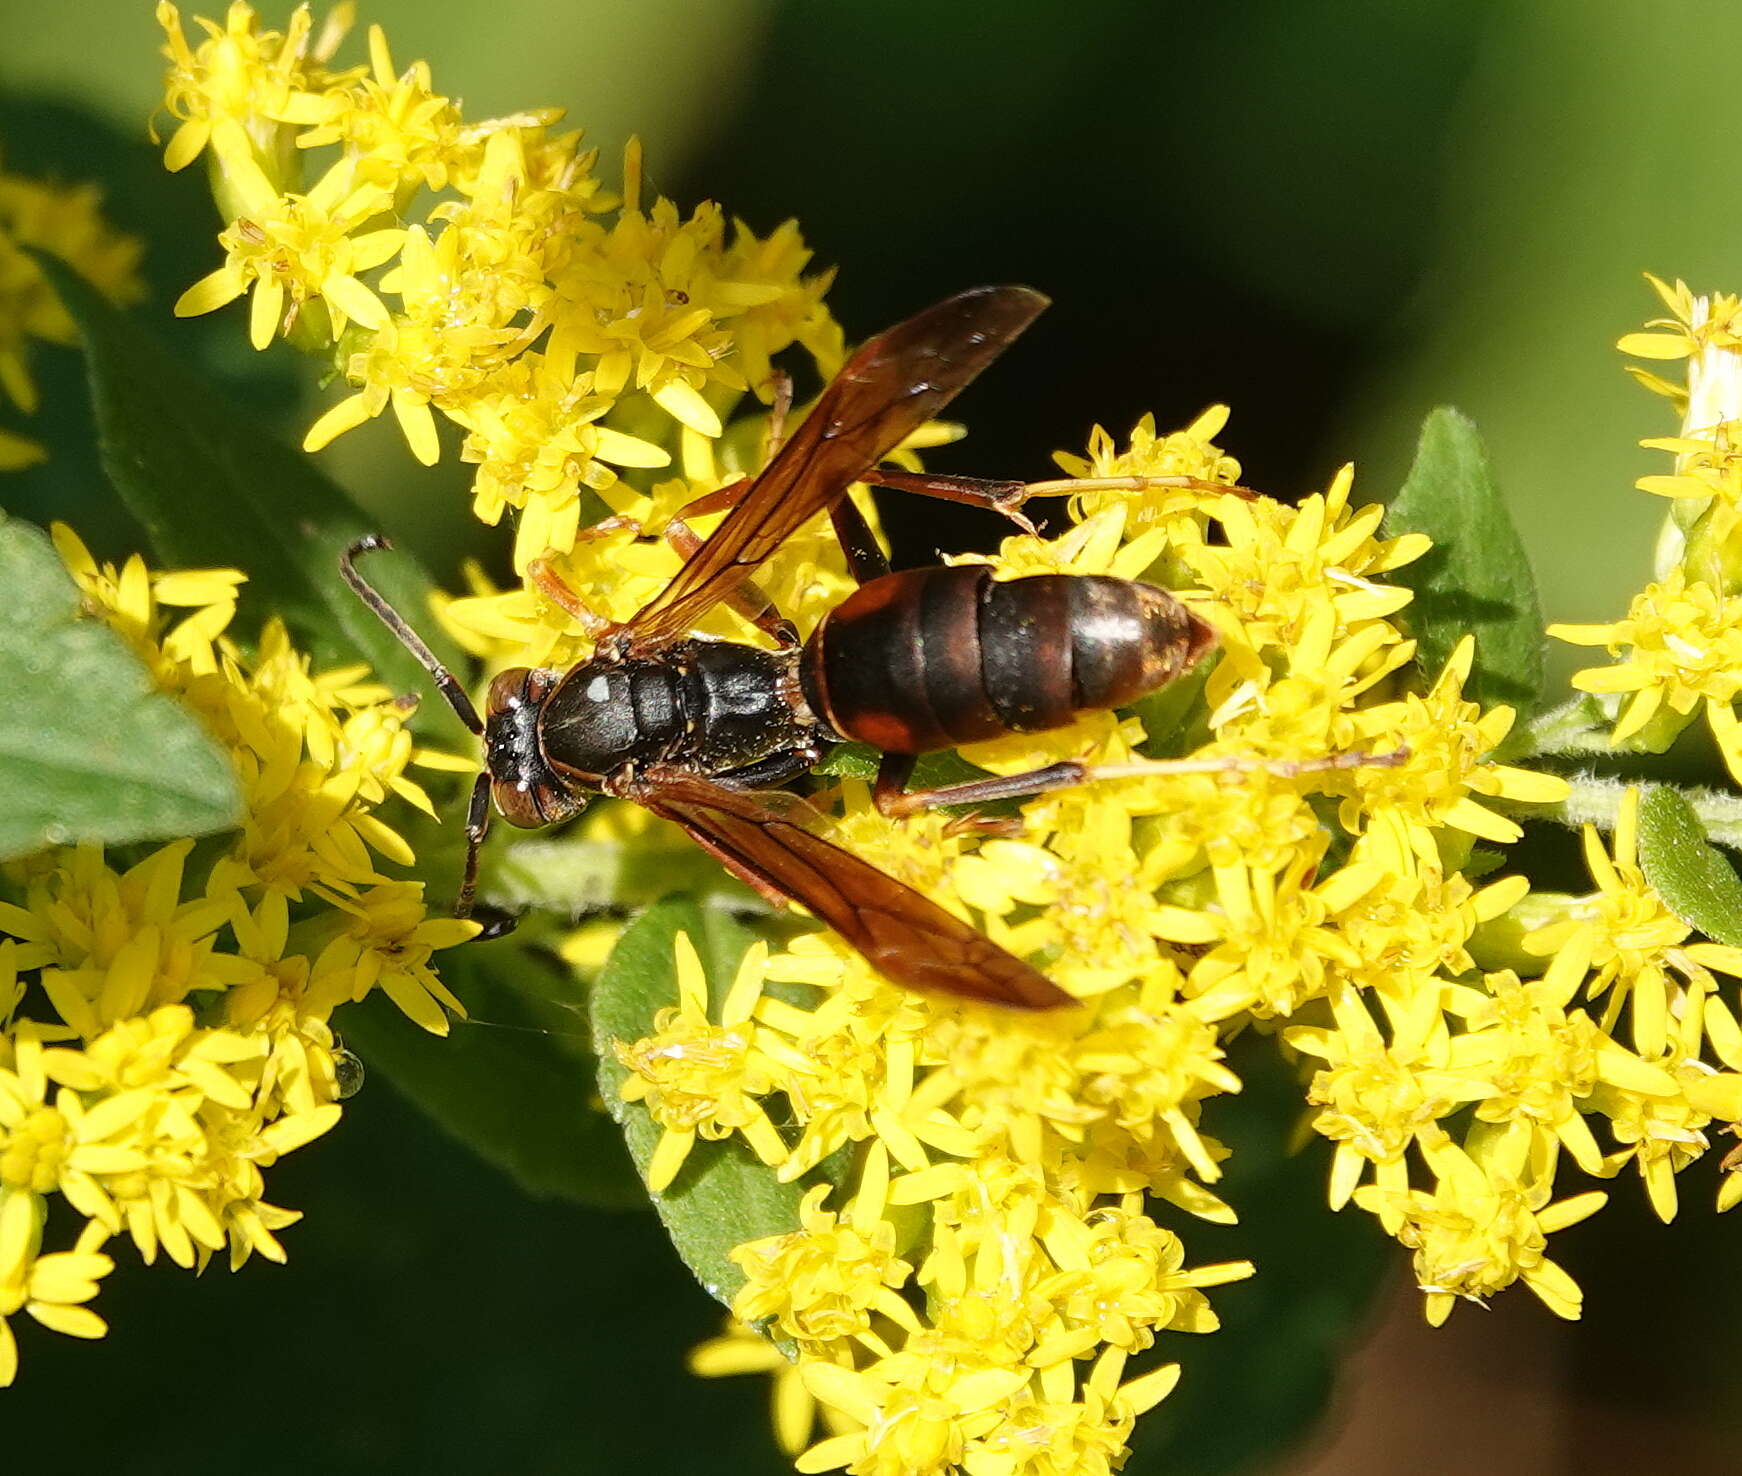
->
[[340, 536, 485, 736]]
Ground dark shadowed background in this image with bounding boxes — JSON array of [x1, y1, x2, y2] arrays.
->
[[4, 2, 1742, 1471]]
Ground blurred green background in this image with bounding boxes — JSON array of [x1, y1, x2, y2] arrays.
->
[[6, 1, 1742, 1471]]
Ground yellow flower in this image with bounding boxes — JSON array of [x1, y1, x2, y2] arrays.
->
[[304, 220, 530, 464], [614, 931, 785, 1191], [1356, 1129, 1604, 1325], [175, 158, 402, 350], [1566, 274, 1742, 753], [164, 13, 843, 616], [1552, 570, 1742, 780], [689, 1316, 826, 1458], [1053, 408, 1242, 534], [545, 196, 787, 431], [309, 883, 475, 1035], [1182, 463, 1429, 661], [1287, 984, 1490, 1211], [0, 1205, 111, 1387], [445, 353, 670, 570], [156, 1, 338, 176], [1616, 273, 1742, 366], [291, 25, 472, 192], [797, 1358, 1032, 1476], [1522, 787, 1742, 1058], [731, 1179, 916, 1351], [1344, 638, 1569, 848], [0, 166, 143, 416]]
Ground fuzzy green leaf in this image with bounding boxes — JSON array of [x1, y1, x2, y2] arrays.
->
[[341, 940, 645, 1209], [1387, 406, 1544, 715], [34, 252, 468, 741], [592, 896, 811, 1310], [1637, 785, 1742, 947], [0, 512, 241, 859], [811, 741, 986, 790], [1551, 773, 1742, 854], [487, 830, 760, 917]]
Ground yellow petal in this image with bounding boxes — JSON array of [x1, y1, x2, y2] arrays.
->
[[391, 389, 441, 466], [1616, 330, 1692, 360], [163, 118, 209, 172], [651, 378, 722, 437], [248, 276, 284, 350], [592, 426, 671, 469], [323, 273, 390, 332], [26, 1303, 105, 1340], [303, 392, 376, 452], [174, 267, 245, 318]]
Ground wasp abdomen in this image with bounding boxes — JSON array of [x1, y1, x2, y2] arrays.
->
[[802, 566, 1212, 755]]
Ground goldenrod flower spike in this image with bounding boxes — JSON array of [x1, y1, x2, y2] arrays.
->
[[0, 523, 477, 1383], [1558, 275, 1742, 774], [161, 3, 838, 615]]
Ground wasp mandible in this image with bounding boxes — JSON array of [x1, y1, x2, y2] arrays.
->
[[344, 286, 1301, 1010]]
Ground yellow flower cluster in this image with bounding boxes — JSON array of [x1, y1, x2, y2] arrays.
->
[[610, 413, 1742, 1470], [159, 0, 841, 573], [0, 159, 143, 468], [0, 527, 474, 1384], [160, 10, 1742, 1472], [1553, 274, 1742, 777]]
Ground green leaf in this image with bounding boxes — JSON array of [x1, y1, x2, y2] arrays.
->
[[1517, 691, 1618, 759], [34, 252, 468, 742], [812, 741, 986, 791], [1637, 785, 1742, 947], [339, 940, 645, 1209], [811, 741, 883, 781], [487, 827, 761, 917], [0, 511, 241, 860], [592, 896, 812, 1309], [1386, 406, 1544, 715]]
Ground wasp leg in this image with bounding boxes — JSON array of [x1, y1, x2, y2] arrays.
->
[[872, 749, 1411, 822], [530, 515, 681, 635], [660, 507, 800, 648], [527, 555, 612, 636], [827, 494, 892, 586], [666, 475, 752, 520], [713, 748, 827, 791], [862, 468, 1038, 536], [872, 752, 1089, 822], [764, 368, 793, 461], [456, 771, 493, 920], [862, 470, 1261, 539], [870, 753, 1019, 836], [1017, 473, 1258, 502], [577, 515, 647, 539]]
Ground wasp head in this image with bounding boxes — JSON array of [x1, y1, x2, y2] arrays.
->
[[482, 667, 589, 829]]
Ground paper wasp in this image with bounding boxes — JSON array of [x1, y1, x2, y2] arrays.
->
[[343, 286, 1298, 1010]]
